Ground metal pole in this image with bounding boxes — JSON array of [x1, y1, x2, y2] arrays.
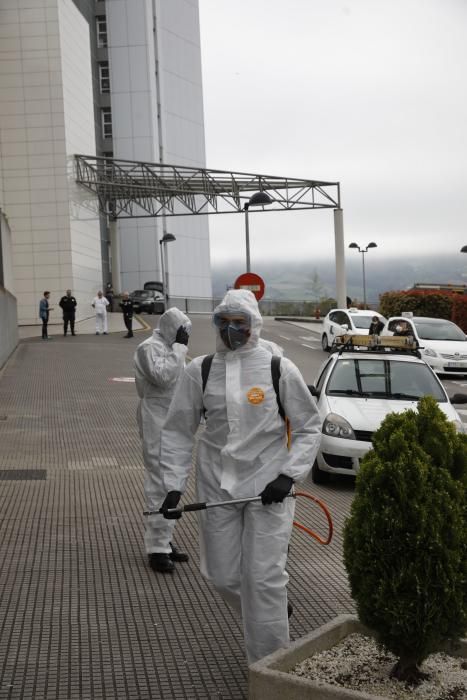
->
[[244, 205, 250, 272], [164, 242, 170, 307], [109, 219, 121, 294], [159, 241, 167, 306], [362, 250, 367, 308], [333, 208, 347, 309]]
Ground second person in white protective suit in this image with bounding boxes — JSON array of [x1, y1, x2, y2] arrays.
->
[[134, 307, 192, 574], [159, 290, 321, 663]]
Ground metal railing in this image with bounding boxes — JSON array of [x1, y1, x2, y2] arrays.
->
[[167, 296, 337, 317]]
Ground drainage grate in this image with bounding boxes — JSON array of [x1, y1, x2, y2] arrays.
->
[[0, 469, 47, 480]]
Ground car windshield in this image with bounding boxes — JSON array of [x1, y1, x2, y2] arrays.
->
[[413, 320, 466, 341], [326, 358, 446, 402], [349, 315, 375, 329]]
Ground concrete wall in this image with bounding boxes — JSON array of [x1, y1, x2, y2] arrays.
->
[[0, 0, 101, 324], [0, 286, 18, 370]]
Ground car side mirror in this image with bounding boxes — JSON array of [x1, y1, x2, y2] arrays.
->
[[450, 393, 467, 404], [307, 385, 319, 397]]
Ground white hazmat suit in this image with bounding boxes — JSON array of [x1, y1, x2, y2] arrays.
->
[[134, 307, 191, 555], [92, 294, 109, 334], [160, 290, 321, 663]]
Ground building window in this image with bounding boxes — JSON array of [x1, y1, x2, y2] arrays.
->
[[101, 107, 112, 139], [96, 16, 107, 48], [99, 62, 110, 93]]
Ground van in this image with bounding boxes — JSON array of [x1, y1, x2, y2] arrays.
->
[[143, 281, 164, 294]]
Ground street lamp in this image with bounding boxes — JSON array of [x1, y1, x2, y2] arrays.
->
[[243, 191, 273, 272], [348, 241, 377, 309], [159, 233, 176, 307]]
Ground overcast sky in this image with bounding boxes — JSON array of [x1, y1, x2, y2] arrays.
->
[[198, 0, 467, 267]]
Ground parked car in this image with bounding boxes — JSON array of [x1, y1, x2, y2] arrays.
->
[[321, 308, 386, 351], [130, 289, 165, 314], [381, 316, 467, 377], [308, 336, 467, 484]]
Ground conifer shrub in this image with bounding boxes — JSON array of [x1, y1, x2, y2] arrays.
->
[[343, 396, 467, 683]]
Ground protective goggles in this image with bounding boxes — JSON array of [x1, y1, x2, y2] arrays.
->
[[213, 313, 251, 332]]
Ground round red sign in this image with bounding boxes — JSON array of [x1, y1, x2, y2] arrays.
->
[[234, 272, 265, 301]]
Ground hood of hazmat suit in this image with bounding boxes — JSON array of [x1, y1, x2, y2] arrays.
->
[[134, 307, 191, 405], [212, 289, 261, 352]]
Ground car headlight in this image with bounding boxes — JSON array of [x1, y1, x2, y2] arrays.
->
[[323, 413, 356, 439], [423, 347, 438, 358]]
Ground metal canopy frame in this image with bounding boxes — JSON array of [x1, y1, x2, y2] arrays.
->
[[74, 155, 340, 219]]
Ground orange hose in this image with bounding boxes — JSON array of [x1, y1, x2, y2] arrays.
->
[[292, 490, 333, 545]]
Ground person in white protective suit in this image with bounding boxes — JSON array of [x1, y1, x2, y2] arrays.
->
[[92, 290, 109, 335], [259, 337, 284, 356], [134, 307, 192, 574], [159, 289, 321, 663]]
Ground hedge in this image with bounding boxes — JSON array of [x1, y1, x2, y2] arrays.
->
[[379, 290, 467, 331]]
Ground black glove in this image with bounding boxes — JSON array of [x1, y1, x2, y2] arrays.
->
[[175, 326, 189, 346], [260, 474, 294, 505], [159, 491, 182, 519]]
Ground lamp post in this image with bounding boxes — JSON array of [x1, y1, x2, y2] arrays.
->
[[348, 241, 377, 308], [243, 191, 273, 272], [159, 232, 176, 307]]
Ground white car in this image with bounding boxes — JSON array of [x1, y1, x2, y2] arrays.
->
[[321, 308, 386, 352], [309, 338, 466, 484], [381, 316, 467, 377]]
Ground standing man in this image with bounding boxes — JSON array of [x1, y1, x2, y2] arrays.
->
[[39, 291, 53, 340], [159, 289, 321, 663], [59, 289, 77, 336], [92, 291, 109, 335], [134, 308, 192, 573], [119, 291, 134, 338], [105, 282, 114, 312], [368, 315, 384, 336]]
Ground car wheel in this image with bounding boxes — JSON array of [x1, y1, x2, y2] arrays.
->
[[311, 460, 330, 485], [321, 334, 329, 352]]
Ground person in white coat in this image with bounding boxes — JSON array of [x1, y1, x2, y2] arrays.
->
[[92, 291, 109, 335], [134, 307, 192, 573], [159, 289, 321, 663]]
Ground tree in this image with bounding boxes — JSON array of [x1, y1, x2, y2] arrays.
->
[[343, 396, 467, 684]]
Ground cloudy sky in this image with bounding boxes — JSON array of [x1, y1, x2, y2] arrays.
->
[[197, 0, 467, 267]]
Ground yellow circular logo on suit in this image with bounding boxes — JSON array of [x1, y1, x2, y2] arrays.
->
[[247, 387, 265, 404]]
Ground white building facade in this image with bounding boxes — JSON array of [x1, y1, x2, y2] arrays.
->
[[0, 0, 211, 325]]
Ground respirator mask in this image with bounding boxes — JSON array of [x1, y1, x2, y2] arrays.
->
[[214, 313, 251, 350]]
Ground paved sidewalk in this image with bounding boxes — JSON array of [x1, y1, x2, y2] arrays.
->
[[0, 323, 354, 700]]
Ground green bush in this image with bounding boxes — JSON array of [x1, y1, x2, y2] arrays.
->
[[379, 291, 453, 320], [343, 396, 467, 683]]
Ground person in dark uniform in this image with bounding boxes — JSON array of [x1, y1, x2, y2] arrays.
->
[[59, 289, 77, 336], [120, 291, 134, 338], [105, 282, 114, 312], [369, 315, 384, 335]]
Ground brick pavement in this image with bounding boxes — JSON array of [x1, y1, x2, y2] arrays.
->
[[0, 329, 355, 700]]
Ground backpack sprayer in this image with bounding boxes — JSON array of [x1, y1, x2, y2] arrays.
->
[[144, 489, 333, 545]]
